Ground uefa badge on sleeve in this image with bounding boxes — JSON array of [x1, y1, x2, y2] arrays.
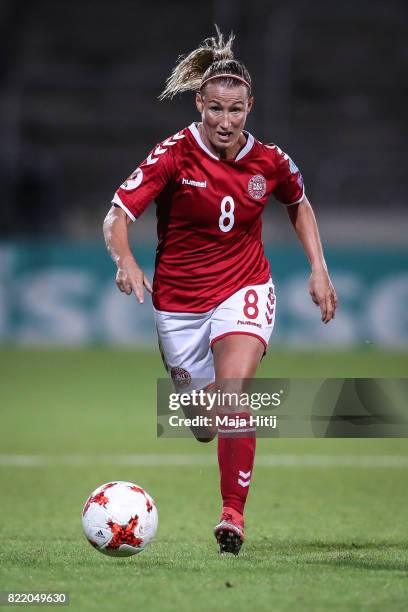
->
[[248, 175, 267, 200], [121, 167, 144, 191]]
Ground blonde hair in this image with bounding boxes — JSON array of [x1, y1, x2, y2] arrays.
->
[[159, 26, 251, 100]]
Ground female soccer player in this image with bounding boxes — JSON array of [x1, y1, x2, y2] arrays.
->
[[103, 29, 337, 555]]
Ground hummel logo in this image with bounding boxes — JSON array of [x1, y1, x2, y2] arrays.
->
[[237, 319, 262, 329], [238, 469, 251, 488], [95, 530, 104, 538], [182, 177, 207, 188], [145, 131, 185, 165]]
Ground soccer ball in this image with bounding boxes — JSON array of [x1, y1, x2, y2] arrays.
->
[[82, 481, 158, 557]]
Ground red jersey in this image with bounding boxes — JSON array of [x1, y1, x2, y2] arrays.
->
[[112, 123, 304, 312]]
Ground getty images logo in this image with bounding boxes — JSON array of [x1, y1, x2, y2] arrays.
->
[[182, 177, 207, 188]]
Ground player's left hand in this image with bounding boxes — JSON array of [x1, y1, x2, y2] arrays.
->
[[309, 269, 337, 324]]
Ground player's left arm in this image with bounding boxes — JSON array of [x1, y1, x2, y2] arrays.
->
[[286, 196, 337, 324]]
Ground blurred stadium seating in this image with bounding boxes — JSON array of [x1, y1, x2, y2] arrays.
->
[[1, 0, 406, 237], [0, 0, 407, 346]]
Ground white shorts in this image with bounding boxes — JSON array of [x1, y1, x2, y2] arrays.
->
[[154, 278, 276, 391]]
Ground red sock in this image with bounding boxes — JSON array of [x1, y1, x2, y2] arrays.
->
[[217, 412, 256, 515]]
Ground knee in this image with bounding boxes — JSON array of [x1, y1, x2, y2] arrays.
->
[[215, 379, 246, 396], [195, 434, 216, 443]]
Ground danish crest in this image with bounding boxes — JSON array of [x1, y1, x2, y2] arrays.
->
[[248, 175, 266, 200], [170, 367, 191, 389]]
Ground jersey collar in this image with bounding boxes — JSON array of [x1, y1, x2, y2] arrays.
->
[[188, 122, 254, 162]]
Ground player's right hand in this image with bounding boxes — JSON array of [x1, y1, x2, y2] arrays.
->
[[115, 258, 153, 304]]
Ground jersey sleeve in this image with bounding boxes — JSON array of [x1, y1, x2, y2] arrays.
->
[[111, 135, 178, 221], [270, 145, 305, 205]]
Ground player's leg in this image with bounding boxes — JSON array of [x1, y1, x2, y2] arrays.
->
[[154, 308, 217, 442], [210, 279, 276, 554], [213, 333, 264, 380], [212, 335, 263, 554], [178, 381, 218, 443]]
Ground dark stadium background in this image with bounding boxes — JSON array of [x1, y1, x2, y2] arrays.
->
[[0, 3, 407, 611], [1, 0, 407, 347], [1, 0, 407, 233]]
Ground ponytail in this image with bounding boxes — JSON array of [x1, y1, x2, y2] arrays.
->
[[159, 26, 251, 100]]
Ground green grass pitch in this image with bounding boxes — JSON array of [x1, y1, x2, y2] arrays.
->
[[1, 348, 407, 611]]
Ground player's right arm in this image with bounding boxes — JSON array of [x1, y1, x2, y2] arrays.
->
[[103, 130, 182, 303], [103, 205, 152, 304]]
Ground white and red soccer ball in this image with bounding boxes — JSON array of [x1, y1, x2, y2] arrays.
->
[[82, 481, 158, 557]]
